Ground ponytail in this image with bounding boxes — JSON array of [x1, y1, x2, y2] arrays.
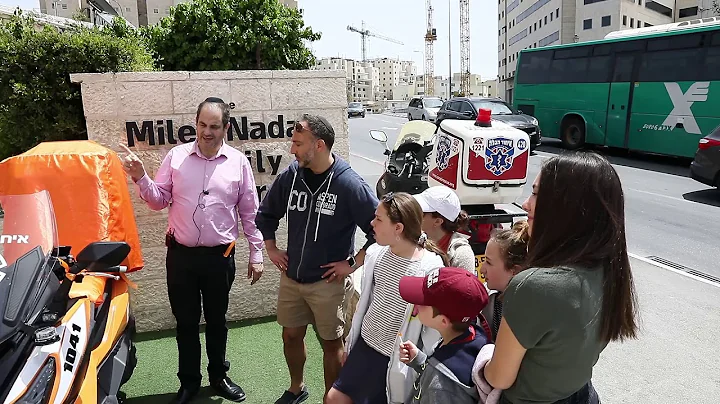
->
[[432, 210, 470, 234], [418, 232, 450, 266]]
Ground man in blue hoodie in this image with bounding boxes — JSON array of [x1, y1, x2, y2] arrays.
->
[[255, 113, 378, 404]]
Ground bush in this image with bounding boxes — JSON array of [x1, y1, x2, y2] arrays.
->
[[0, 11, 155, 160], [143, 0, 321, 71]]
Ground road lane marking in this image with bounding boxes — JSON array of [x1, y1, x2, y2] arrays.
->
[[627, 188, 689, 204], [350, 152, 385, 166], [628, 252, 720, 289]]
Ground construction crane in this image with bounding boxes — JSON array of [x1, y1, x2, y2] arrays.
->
[[425, 0, 437, 96], [459, 0, 470, 96], [347, 21, 404, 63]]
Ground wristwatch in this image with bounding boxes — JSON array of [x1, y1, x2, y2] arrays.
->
[[347, 256, 356, 268]]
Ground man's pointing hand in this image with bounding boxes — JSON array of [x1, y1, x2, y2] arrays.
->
[[119, 143, 146, 182]]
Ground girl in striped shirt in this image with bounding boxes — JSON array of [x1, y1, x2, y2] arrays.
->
[[327, 192, 448, 404]]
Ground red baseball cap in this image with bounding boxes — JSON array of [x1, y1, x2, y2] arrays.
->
[[399, 267, 489, 323]]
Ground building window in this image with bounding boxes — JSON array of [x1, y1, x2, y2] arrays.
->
[[550, 13, 553, 21], [584, 0, 607, 3], [645, 1, 673, 17], [679, 6, 698, 18], [583, 19, 592, 30], [638, 0, 642, 5], [637, 20, 641, 27], [645, 22, 653, 27], [623, 15, 627, 26], [556, 9, 559, 18], [153, 8, 159, 13], [630, 17, 634, 27], [545, 16, 548, 24], [602, 15, 611, 26], [61, 3, 67, 8], [540, 19, 542, 28]]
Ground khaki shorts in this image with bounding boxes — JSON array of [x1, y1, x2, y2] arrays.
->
[[277, 273, 354, 341]]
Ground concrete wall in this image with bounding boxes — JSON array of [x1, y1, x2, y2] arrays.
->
[[69, 69, 347, 332]]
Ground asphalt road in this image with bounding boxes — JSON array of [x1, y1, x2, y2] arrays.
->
[[348, 113, 720, 278]]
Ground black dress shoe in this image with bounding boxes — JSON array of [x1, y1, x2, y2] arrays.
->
[[169, 387, 199, 404], [210, 377, 246, 402]]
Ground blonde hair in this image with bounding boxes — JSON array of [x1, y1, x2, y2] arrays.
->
[[489, 220, 530, 271]]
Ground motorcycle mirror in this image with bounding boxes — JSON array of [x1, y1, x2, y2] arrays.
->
[[76, 241, 130, 268], [369, 130, 388, 143]]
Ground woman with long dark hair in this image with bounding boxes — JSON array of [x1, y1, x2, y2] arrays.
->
[[483, 152, 639, 404]]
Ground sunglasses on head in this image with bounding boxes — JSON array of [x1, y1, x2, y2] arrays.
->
[[294, 121, 306, 133]]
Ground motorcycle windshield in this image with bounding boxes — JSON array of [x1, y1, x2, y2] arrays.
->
[[0, 190, 57, 269], [0, 190, 58, 337], [391, 121, 438, 152]]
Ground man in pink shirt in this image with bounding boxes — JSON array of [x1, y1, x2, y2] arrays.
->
[[121, 97, 262, 404]]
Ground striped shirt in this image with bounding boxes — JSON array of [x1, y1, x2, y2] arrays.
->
[[361, 250, 422, 357]]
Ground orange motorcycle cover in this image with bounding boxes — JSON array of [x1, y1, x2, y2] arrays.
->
[[0, 140, 144, 272]]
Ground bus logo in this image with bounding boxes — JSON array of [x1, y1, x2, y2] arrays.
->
[[662, 82, 710, 135]]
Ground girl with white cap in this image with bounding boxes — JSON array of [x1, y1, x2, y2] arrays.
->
[[413, 186, 476, 274]]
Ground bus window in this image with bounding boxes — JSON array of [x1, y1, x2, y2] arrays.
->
[[647, 33, 703, 51], [705, 47, 720, 80], [639, 48, 702, 82], [517, 50, 552, 84], [550, 57, 588, 83], [611, 39, 646, 53], [586, 56, 612, 82], [612, 55, 635, 82], [593, 44, 612, 56], [712, 32, 720, 46]]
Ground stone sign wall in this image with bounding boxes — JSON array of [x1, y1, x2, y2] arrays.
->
[[69, 70, 348, 332]]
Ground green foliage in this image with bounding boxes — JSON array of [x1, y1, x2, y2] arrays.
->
[[0, 11, 155, 160], [142, 0, 321, 71]]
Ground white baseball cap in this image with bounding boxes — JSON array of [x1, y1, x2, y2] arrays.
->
[[413, 186, 461, 222]]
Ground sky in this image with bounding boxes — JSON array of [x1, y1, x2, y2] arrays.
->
[[4, 0, 500, 79]]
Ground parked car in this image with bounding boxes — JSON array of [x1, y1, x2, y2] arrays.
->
[[407, 96, 444, 122], [348, 102, 365, 118], [690, 125, 720, 187], [436, 97, 542, 150]]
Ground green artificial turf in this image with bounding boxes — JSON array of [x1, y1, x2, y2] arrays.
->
[[122, 317, 326, 404]]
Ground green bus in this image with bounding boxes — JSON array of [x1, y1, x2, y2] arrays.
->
[[512, 19, 720, 158]]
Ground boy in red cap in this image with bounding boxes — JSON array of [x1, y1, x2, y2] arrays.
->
[[398, 267, 490, 404]]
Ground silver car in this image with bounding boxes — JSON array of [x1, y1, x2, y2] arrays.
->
[[407, 96, 443, 122]]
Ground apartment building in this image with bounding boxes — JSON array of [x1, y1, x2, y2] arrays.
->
[[312, 57, 381, 102], [497, 0, 719, 102], [39, 0, 297, 27]]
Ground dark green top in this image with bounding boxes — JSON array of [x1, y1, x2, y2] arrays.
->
[[501, 266, 609, 404]]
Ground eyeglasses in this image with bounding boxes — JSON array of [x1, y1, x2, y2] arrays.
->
[[294, 119, 333, 140], [382, 192, 398, 211], [294, 121, 307, 133]]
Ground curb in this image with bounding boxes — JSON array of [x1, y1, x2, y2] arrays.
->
[[629, 253, 720, 289]]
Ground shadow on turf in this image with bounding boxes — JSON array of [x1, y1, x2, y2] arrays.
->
[[122, 387, 224, 404], [134, 316, 279, 343]]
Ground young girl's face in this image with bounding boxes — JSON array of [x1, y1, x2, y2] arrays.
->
[[371, 203, 401, 246], [481, 239, 516, 292]]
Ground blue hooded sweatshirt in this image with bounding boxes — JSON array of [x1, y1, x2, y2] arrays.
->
[[255, 154, 378, 283]]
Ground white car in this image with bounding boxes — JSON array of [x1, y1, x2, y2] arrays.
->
[[407, 96, 443, 122]]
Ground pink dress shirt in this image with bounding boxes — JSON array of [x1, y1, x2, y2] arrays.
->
[[134, 141, 264, 263]]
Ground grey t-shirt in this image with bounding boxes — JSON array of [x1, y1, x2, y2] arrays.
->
[[501, 265, 609, 404]]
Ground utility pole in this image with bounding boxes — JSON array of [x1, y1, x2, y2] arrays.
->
[[448, 0, 452, 99]]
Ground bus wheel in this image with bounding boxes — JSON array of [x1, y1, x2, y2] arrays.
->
[[561, 117, 585, 150]]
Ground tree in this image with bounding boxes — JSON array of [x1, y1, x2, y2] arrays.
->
[[71, 9, 91, 22], [143, 0, 321, 71], [0, 12, 155, 160], [713, 0, 720, 14]]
